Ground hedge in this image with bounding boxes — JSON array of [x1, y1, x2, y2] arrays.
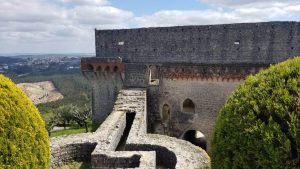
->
[[211, 57, 300, 169], [0, 75, 50, 168]]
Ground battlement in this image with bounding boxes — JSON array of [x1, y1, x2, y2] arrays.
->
[[95, 21, 300, 64], [81, 57, 124, 73]]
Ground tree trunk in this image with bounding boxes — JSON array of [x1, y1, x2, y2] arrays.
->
[[85, 121, 88, 133]]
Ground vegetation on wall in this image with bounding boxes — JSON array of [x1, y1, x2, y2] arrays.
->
[[211, 57, 300, 169], [0, 74, 50, 168]]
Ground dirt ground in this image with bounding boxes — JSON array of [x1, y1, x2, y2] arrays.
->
[[17, 81, 63, 105]]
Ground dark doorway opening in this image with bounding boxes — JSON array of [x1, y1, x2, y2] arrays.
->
[[180, 130, 207, 151], [162, 104, 171, 123]]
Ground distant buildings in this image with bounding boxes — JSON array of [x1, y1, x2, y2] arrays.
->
[[0, 55, 82, 76]]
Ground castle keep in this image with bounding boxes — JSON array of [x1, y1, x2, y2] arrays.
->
[[51, 21, 300, 168], [83, 21, 300, 140]]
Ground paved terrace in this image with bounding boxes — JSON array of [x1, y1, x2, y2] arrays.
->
[[50, 89, 210, 169]]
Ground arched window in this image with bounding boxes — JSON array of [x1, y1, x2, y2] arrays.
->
[[182, 99, 195, 113], [180, 130, 207, 151], [149, 65, 159, 85], [161, 104, 170, 123]]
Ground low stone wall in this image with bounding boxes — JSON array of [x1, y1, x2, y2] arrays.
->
[[50, 88, 210, 169], [50, 133, 97, 168]]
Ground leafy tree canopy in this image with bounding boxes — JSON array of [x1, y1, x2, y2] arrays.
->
[[211, 57, 300, 169], [0, 74, 50, 168]]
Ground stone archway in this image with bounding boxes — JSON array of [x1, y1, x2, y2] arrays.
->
[[182, 98, 195, 113], [180, 130, 207, 151]]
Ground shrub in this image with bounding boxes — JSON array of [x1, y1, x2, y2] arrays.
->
[[0, 75, 50, 168], [211, 57, 300, 169]]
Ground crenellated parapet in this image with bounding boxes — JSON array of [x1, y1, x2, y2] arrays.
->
[[81, 57, 125, 73], [160, 64, 267, 81]]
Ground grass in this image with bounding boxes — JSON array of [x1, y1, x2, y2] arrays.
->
[[51, 125, 93, 138], [57, 161, 91, 169]]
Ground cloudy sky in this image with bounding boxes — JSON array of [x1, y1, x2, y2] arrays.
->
[[0, 0, 299, 54]]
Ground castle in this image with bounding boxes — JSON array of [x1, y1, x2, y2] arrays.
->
[[51, 21, 300, 168]]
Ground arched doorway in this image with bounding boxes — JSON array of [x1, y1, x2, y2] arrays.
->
[[180, 130, 207, 151], [182, 99, 195, 113]]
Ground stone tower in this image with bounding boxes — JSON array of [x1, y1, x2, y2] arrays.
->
[[81, 57, 124, 125]]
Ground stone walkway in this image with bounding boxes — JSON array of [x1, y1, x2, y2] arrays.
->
[[50, 88, 210, 169]]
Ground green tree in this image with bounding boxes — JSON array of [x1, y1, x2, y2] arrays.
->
[[211, 57, 300, 169], [71, 105, 91, 133], [42, 110, 59, 136], [0, 75, 50, 168], [56, 105, 73, 129]]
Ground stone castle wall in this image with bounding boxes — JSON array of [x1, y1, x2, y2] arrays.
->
[[147, 64, 265, 141], [89, 22, 300, 150], [96, 21, 300, 64], [152, 79, 240, 138]]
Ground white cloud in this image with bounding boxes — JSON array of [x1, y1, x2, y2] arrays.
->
[[69, 6, 133, 26], [135, 1, 300, 27], [199, 0, 298, 7], [59, 0, 109, 6], [0, 0, 133, 53], [0, 0, 66, 23], [135, 10, 247, 27]]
